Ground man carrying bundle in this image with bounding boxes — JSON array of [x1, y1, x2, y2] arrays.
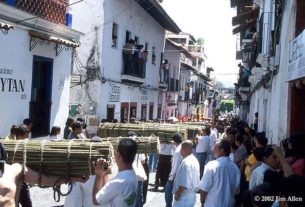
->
[[93, 138, 138, 207], [0, 143, 86, 207]]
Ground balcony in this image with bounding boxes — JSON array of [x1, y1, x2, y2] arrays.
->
[[122, 49, 146, 85], [2, 0, 67, 24]]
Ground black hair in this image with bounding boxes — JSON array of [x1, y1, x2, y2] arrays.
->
[[241, 190, 253, 207], [23, 118, 32, 126], [65, 117, 74, 126], [217, 139, 231, 156], [253, 147, 265, 161], [202, 126, 211, 136], [251, 183, 277, 207], [289, 133, 305, 159], [76, 118, 84, 122], [117, 138, 137, 165], [10, 125, 18, 135], [255, 133, 268, 147], [263, 169, 282, 194], [280, 175, 305, 207], [16, 125, 29, 138], [262, 145, 274, 158], [50, 126, 61, 136], [82, 123, 87, 130], [71, 121, 82, 131], [172, 133, 183, 144]]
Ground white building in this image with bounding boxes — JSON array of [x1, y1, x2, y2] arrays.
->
[[165, 32, 211, 120], [0, 1, 81, 137], [232, 0, 305, 144], [70, 0, 180, 124]]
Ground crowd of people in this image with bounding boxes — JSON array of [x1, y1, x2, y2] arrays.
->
[[1, 117, 305, 207]]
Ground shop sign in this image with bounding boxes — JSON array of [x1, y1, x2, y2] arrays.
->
[[109, 83, 120, 102], [288, 30, 305, 81], [0, 67, 27, 99]]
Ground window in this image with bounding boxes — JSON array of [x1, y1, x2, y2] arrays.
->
[[152, 46, 156, 65], [145, 42, 148, 50], [112, 23, 118, 48], [125, 30, 131, 43]]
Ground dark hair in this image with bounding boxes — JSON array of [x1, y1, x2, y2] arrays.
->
[[50, 126, 61, 136], [65, 117, 74, 126], [16, 125, 29, 138], [117, 138, 137, 165], [23, 118, 32, 126], [76, 118, 84, 123], [71, 121, 82, 131], [217, 139, 231, 156], [82, 123, 87, 130], [263, 169, 282, 194], [262, 145, 274, 158], [255, 133, 268, 147], [10, 125, 18, 135], [127, 131, 137, 137], [251, 183, 277, 207], [172, 133, 183, 144], [253, 147, 265, 161], [241, 190, 253, 207], [289, 133, 305, 159], [280, 175, 305, 207]]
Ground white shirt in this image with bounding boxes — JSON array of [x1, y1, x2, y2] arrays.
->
[[160, 143, 175, 155], [64, 176, 99, 207], [199, 157, 240, 207], [211, 127, 218, 139], [173, 154, 200, 196], [209, 132, 217, 151], [249, 163, 273, 190], [96, 170, 138, 207], [196, 135, 210, 153], [49, 135, 61, 141], [168, 144, 182, 181]]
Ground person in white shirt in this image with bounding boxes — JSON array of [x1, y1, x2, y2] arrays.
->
[[155, 140, 175, 191], [211, 122, 218, 140], [49, 126, 61, 141], [207, 125, 216, 162], [173, 140, 200, 207], [195, 126, 210, 178], [164, 133, 183, 207], [199, 139, 240, 207], [93, 138, 138, 207], [249, 145, 281, 190]]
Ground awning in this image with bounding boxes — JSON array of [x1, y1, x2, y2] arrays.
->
[[29, 30, 79, 48], [233, 19, 256, 34], [232, 8, 259, 26], [134, 0, 181, 34]]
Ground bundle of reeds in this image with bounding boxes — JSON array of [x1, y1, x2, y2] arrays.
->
[[97, 136, 160, 154], [97, 123, 187, 141], [2, 140, 113, 177]]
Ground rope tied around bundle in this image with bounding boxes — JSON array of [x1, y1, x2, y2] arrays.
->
[[38, 140, 47, 187], [88, 142, 93, 175]]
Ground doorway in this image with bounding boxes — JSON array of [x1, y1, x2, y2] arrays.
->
[[141, 104, 147, 121], [107, 104, 115, 122], [30, 56, 53, 138]]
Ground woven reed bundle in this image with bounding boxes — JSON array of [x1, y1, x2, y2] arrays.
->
[[97, 123, 187, 141], [2, 140, 113, 177], [98, 136, 160, 154]]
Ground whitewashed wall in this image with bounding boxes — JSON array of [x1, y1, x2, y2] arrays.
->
[[0, 27, 72, 137]]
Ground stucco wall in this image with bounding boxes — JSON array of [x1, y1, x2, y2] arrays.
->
[[0, 27, 72, 137]]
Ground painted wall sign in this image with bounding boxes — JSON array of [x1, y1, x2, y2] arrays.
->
[[288, 30, 305, 81], [0, 68, 27, 99], [109, 83, 120, 102]]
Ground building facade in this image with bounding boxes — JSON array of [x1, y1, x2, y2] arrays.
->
[[70, 0, 180, 123], [0, 1, 81, 137]]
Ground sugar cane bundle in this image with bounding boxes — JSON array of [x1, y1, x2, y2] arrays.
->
[[2, 140, 113, 177], [98, 136, 160, 154], [97, 123, 187, 141]]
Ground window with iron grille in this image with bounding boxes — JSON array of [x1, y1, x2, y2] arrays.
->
[[112, 23, 118, 48]]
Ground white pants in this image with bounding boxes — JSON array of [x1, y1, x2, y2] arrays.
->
[[173, 192, 196, 207]]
